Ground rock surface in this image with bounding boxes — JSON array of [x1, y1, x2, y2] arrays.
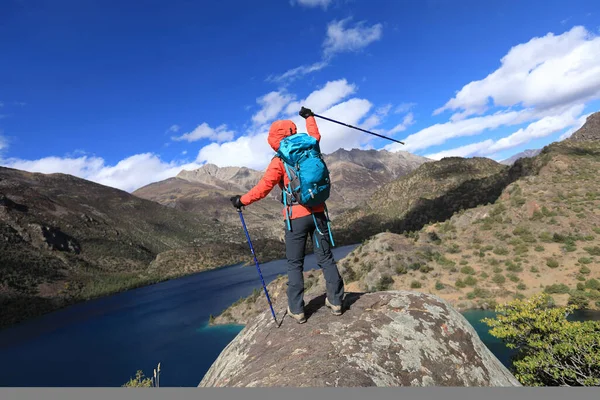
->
[[199, 291, 521, 387]]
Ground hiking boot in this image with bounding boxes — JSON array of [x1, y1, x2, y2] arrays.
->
[[287, 307, 306, 324], [325, 297, 343, 316]]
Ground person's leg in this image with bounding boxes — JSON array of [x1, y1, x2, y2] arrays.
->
[[312, 212, 345, 308], [284, 215, 312, 315]]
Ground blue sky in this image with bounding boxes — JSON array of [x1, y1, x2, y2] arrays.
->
[[1, 0, 600, 191]]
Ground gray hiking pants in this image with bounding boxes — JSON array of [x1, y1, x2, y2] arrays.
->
[[284, 212, 345, 314]]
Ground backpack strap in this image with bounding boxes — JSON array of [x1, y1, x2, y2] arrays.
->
[[312, 203, 335, 249]]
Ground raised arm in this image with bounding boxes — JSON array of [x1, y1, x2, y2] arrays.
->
[[240, 157, 283, 206], [299, 107, 320, 142]]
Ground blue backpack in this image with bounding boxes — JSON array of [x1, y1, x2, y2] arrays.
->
[[276, 133, 335, 247]]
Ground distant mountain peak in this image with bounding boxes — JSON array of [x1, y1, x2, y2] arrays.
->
[[567, 111, 600, 142]]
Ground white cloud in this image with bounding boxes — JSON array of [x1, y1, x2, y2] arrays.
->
[[425, 105, 585, 160], [172, 123, 234, 143], [389, 112, 415, 135], [435, 26, 600, 120], [285, 79, 356, 115], [291, 0, 332, 9], [323, 18, 383, 58], [560, 112, 590, 140], [361, 104, 393, 130], [395, 102, 416, 114], [267, 61, 329, 84], [195, 93, 375, 171], [425, 140, 495, 160], [252, 91, 295, 125], [0, 134, 8, 151], [167, 124, 181, 133], [2, 153, 202, 193]]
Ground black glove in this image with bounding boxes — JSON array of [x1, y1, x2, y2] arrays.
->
[[299, 106, 314, 119], [230, 195, 244, 209]]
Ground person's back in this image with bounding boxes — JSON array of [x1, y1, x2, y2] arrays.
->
[[230, 107, 345, 323]]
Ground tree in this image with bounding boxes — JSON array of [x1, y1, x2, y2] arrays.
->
[[482, 293, 600, 386], [122, 370, 153, 387]]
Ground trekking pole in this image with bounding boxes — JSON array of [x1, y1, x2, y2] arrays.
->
[[237, 208, 279, 327], [313, 113, 405, 145]]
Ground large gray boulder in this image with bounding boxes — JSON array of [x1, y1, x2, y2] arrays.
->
[[199, 291, 521, 387]]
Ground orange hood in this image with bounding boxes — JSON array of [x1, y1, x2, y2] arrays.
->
[[267, 120, 297, 152]]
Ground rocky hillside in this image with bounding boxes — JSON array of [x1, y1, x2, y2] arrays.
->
[[201, 291, 520, 387], [334, 155, 536, 245], [500, 149, 541, 165], [213, 111, 600, 322], [567, 111, 600, 142], [0, 167, 283, 329], [133, 149, 428, 241]]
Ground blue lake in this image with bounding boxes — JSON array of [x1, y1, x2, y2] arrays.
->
[[0, 243, 598, 387]]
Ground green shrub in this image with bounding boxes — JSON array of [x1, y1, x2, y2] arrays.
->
[[578, 257, 593, 265], [506, 262, 523, 272], [568, 291, 590, 309], [577, 283, 586, 291], [546, 258, 559, 269], [507, 273, 520, 283], [480, 272, 489, 279], [455, 279, 467, 289], [410, 280, 422, 289], [492, 274, 506, 284], [577, 274, 587, 282], [395, 264, 407, 275], [377, 275, 395, 291], [584, 246, 600, 256], [530, 266, 539, 273], [464, 276, 478, 286], [579, 266, 591, 275], [517, 283, 527, 290], [446, 243, 461, 254], [460, 266, 476, 275], [544, 284, 570, 294], [419, 264, 434, 273], [459, 260, 468, 265], [534, 245, 545, 252], [494, 246, 509, 256], [435, 281, 445, 290], [493, 266, 503, 273], [585, 279, 600, 291], [539, 232, 553, 243]]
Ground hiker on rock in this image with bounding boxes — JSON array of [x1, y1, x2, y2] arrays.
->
[[230, 107, 345, 324]]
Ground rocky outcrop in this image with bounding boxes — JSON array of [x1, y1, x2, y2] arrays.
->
[[199, 291, 521, 387], [567, 111, 600, 142]]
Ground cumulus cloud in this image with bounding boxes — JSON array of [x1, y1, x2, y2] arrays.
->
[[323, 18, 383, 58], [424, 105, 585, 160], [2, 153, 202, 193], [434, 26, 600, 120], [285, 79, 357, 115], [252, 91, 295, 125], [395, 102, 416, 114], [389, 112, 415, 135], [172, 123, 234, 143]]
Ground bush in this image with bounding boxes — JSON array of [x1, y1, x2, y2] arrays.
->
[[506, 262, 523, 272], [546, 258, 559, 269], [377, 275, 395, 291], [568, 291, 590, 309], [530, 266, 539, 273], [410, 280, 422, 289], [435, 281, 445, 290], [578, 257, 593, 265], [538, 232, 553, 243], [446, 243, 461, 254], [395, 264, 407, 275], [460, 260, 468, 265], [544, 284, 570, 294], [585, 279, 600, 291], [123, 370, 154, 388], [492, 274, 506, 284], [517, 283, 527, 290], [493, 266, 503, 273], [507, 273, 520, 283], [579, 266, 591, 275], [455, 279, 467, 289], [577, 283, 586, 291], [480, 271, 489, 279], [494, 246, 509, 256], [464, 276, 477, 286], [534, 245, 545, 252], [419, 264, 434, 274], [584, 246, 600, 256], [460, 266, 476, 275], [483, 293, 600, 386]]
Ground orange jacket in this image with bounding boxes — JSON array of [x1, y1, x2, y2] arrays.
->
[[240, 116, 325, 220]]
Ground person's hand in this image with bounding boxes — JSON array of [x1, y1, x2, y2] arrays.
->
[[299, 106, 314, 119], [230, 195, 244, 209]]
